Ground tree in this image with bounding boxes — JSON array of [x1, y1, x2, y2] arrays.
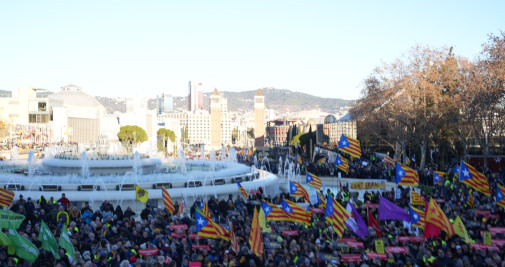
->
[[463, 32, 505, 166], [157, 128, 176, 155], [232, 127, 238, 144], [117, 125, 148, 151]]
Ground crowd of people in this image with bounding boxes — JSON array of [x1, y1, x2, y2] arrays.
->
[[1, 149, 505, 267]]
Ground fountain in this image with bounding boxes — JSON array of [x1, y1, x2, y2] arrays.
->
[[210, 149, 216, 171], [221, 145, 226, 161], [201, 145, 205, 160], [0, 142, 279, 213], [81, 151, 90, 178], [177, 144, 187, 173], [27, 151, 35, 177], [11, 146, 19, 164], [228, 148, 237, 163]]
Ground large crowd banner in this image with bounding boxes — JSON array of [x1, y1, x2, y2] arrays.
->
[[347, 179, 387, 193]]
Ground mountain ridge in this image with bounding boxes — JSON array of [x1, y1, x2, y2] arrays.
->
[[96, 87, 354, 114]]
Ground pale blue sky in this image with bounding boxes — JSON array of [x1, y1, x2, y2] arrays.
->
[[0, 1, 503, 100]]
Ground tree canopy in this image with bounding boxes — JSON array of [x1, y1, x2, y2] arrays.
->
[[117, 125, 148, 146], [351, 32, 505, 168], [157, 128, 176, 142]]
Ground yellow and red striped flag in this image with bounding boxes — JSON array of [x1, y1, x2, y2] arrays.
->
[[162, 186, 175, 215], [396, 162, 419, 186], [289, 180, 310, 203], [306, 172, 322, 191], [316, 192, 327, 209], [459, 161, 491, 196], [261, 200, 290, 222], [335, 154, 349, 174], [249, 207, 263, 257], [409, 205, 425, 229], [228, 218, 240, 254], [282, 199, 312, 225], [425, 198, 455, 238], [195, 207, 229, 241], [383, 155, 395, 165], [338, 134, 362, 158], [324, 194, 351, 237], [0, 188, 14, 208], [200, 199, 212, 219], [237, 182, 248, 198], [410, 190, 425, 206]]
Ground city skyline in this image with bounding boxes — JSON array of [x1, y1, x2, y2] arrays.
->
[[1, 1, 504, 100]]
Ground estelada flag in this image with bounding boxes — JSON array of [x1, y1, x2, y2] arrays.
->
[[282, 199, 312, 225], [195, 207, 229, 241], [496, 184, 505, 208], [0, 188, 15, 208], [338, 134, 362, 158], [324, 194, 351, 237], [135, 185, 149, 203], [459, 161, 491, 196], [306, 172, 322, 191], [425, 198, 455, 238], [409, 205, 426, 229], [396, 162, 419, 187], [433, 171, 445, 185], [335, 154, 349, 174], [162, 186, 175, 214], [261, 200, 290, 222], [249, 208, 263, 257], [410, 190, 425, 206], [289, 180, 310, 203]]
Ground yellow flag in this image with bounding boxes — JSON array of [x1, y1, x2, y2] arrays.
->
[[258, 208, 271, 233], [453, 216, 474, 244], [135, 185, 149, 203]]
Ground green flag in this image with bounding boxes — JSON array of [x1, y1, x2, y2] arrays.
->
[[38, 221, 60, 260], [8, 228, 40, 263], [0, 231, 16, 255], [58, 225, 75, 259], [0, 209, 25, 229]]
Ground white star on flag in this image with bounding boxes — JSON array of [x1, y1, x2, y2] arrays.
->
[[342, 141, 347, 145], [462, 169, 470, 177], [399, 170, 404, 176], [285, 207, 292, 212], [292, 186, 297, 191], [264, 206, 271, 213], [413, 214, 419, 219], [197, 218, 204, 225]]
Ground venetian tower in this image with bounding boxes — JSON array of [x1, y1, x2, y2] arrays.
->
[[254, 89, 265, 147]]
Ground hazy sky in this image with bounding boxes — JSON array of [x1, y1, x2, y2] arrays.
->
[[0, 1, 503, 100]]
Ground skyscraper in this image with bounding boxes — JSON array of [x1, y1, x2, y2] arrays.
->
[[188, 81, 204, 111], [254, 89, 265, 147], [157, 94, 173, 114]]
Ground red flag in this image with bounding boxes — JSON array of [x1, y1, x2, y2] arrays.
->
[[367, 209, 382, 237]]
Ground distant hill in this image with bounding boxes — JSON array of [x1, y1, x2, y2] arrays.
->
[[97, 88, 354, 114]]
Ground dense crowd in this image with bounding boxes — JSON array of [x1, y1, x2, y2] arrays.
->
[[2, 151, 505, 266]]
